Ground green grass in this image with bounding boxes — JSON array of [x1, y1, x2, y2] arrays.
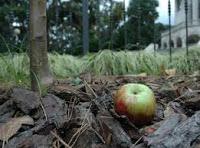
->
[[49, 53, 83, 78], [0, 53, 29, 86], [0, 47, 200, 86]]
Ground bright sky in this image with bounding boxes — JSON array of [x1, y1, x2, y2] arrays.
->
[[61, 0, 175, 24], [122, 0, 175, 24], [156, 0, 175, 24]]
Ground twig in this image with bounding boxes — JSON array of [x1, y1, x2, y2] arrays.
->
[[2, 141, 5, 148], [84, 80, 98, 98], [70, 124, 89, 148], [68, 123, 88, 146], [66, 97, 76, 122], [68, 103, 92, 147], [39, 97, 48, 121], [51, 131, 71, 148], [131, 136, 143, 148], [174, 90, 200, 102], [32, 71, 48, 121], [89, 128, 106, 144]]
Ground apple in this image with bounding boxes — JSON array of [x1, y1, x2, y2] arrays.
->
[[113, 83, 156, 125]]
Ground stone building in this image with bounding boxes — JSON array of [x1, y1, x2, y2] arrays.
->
[[161, 0, 200, 49]]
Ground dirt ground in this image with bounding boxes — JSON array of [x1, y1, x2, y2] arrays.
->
[[0, 73, 200, 148]]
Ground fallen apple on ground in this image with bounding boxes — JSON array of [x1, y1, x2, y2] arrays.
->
[[113, 83, 156, 125]]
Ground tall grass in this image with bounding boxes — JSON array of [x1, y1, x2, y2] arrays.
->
[[0, 47, 200, 85], [83, 48, 200, 75], [49, 53, 83, 78], [0, 53, 29, 85]]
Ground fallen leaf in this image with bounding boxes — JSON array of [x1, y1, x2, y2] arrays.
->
[[165, 69, 176, 77], [137, 73, 147, 77], [164, 104, 176, 118], [0, 116, 34, 143], [145, 127, 156, 135]]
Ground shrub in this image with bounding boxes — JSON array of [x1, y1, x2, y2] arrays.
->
[[188, 34, 200, 45]]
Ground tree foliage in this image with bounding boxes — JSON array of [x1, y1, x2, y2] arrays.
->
[[0, 0, 166, 54], [126, 0, 159, 48]]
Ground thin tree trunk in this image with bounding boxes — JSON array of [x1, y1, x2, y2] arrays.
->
[[123, 0, 127, 49], [29, 0, 53, 91], [97, 0, 101, 50], [82, 0, 89, 54], [110, 0, 113, 50]]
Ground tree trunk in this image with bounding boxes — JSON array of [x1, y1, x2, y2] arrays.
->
[[123, 0, 127, 49], [29, 0, 53, 91], [96, 0, 101, 50], [109, 0, 113, 50], [82, 0, 89, 54]]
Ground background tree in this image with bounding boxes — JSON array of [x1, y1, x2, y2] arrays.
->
[[126, 0, 159, 49], [0, 0, 28, 52], [29, 0, 53, 91], [0, 0, 164, 54], [82, 0, 89, 54]]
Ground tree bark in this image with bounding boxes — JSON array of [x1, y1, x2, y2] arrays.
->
[[96, 0, 101, 50], [109, 0, 113, 50], [29, 0, 53, 91], [82, 0, 89, 54]]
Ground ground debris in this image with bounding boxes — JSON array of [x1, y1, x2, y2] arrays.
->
[[97, 110, 133, 148], [145, 111, 200, 148], [0, 75, 200, 148], [185, 97, 200, 111], [11, 88, 40, 114], [5, 131, 53, 148], [40, 94, 69, 127]]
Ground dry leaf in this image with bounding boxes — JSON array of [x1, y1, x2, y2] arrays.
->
[[124, 73, 147, 77], [160, 64, 166, 75], [83, 80, 97, 98], [164, 105, 175, 118], [165, 69, 176, 76], [137, 73, 147, 77], [0, 116, 34, 143]]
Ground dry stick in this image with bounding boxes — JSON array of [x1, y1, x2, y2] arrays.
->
[[2, 141, 5, 148], [84, 80, 98, 98], [67, 97, 76, 122], [39, 96, 48, 121], [70, 124, 89, 148], [51, 131, 71, 148], [53, 140, 60, 148], [131, 136, 143, 148], [68, 124, 89, 147], [33, 72, 48, 121], [68, 104, 92, 146], [89, 127, 106, 144], [52, 140, 56, 148], [174, 90, 200, 102], [55, 139, 60, 148], [84, 80, 103, 111], [68, 121, 89, 146]]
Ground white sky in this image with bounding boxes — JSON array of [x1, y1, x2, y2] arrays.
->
[[156, 0, 175, 24], [122, 0, 175, 24], [61, 0, 175, 24]]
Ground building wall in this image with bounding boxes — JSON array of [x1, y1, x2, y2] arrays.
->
[[161, 24, 200, 49], [174, 0, 198, 25], [174, 0, 185, 25], [161, 0, 200, 49]]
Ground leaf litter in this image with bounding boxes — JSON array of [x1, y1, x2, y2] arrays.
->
[[0, 73, 200, 148]]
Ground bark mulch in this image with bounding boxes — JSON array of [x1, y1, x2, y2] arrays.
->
[[0, 74, 200, 148]]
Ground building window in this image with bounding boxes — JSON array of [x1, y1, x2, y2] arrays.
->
[[176, 0, 182, 12], [170, 40, 174, 48], [190, 2, 193, 22], [199, 0, 200, 19], [163, 43, 167, 49], [176, 37, 182, 48]]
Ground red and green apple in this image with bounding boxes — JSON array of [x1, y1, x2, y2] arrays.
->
[[113, 83, 156, 125]]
